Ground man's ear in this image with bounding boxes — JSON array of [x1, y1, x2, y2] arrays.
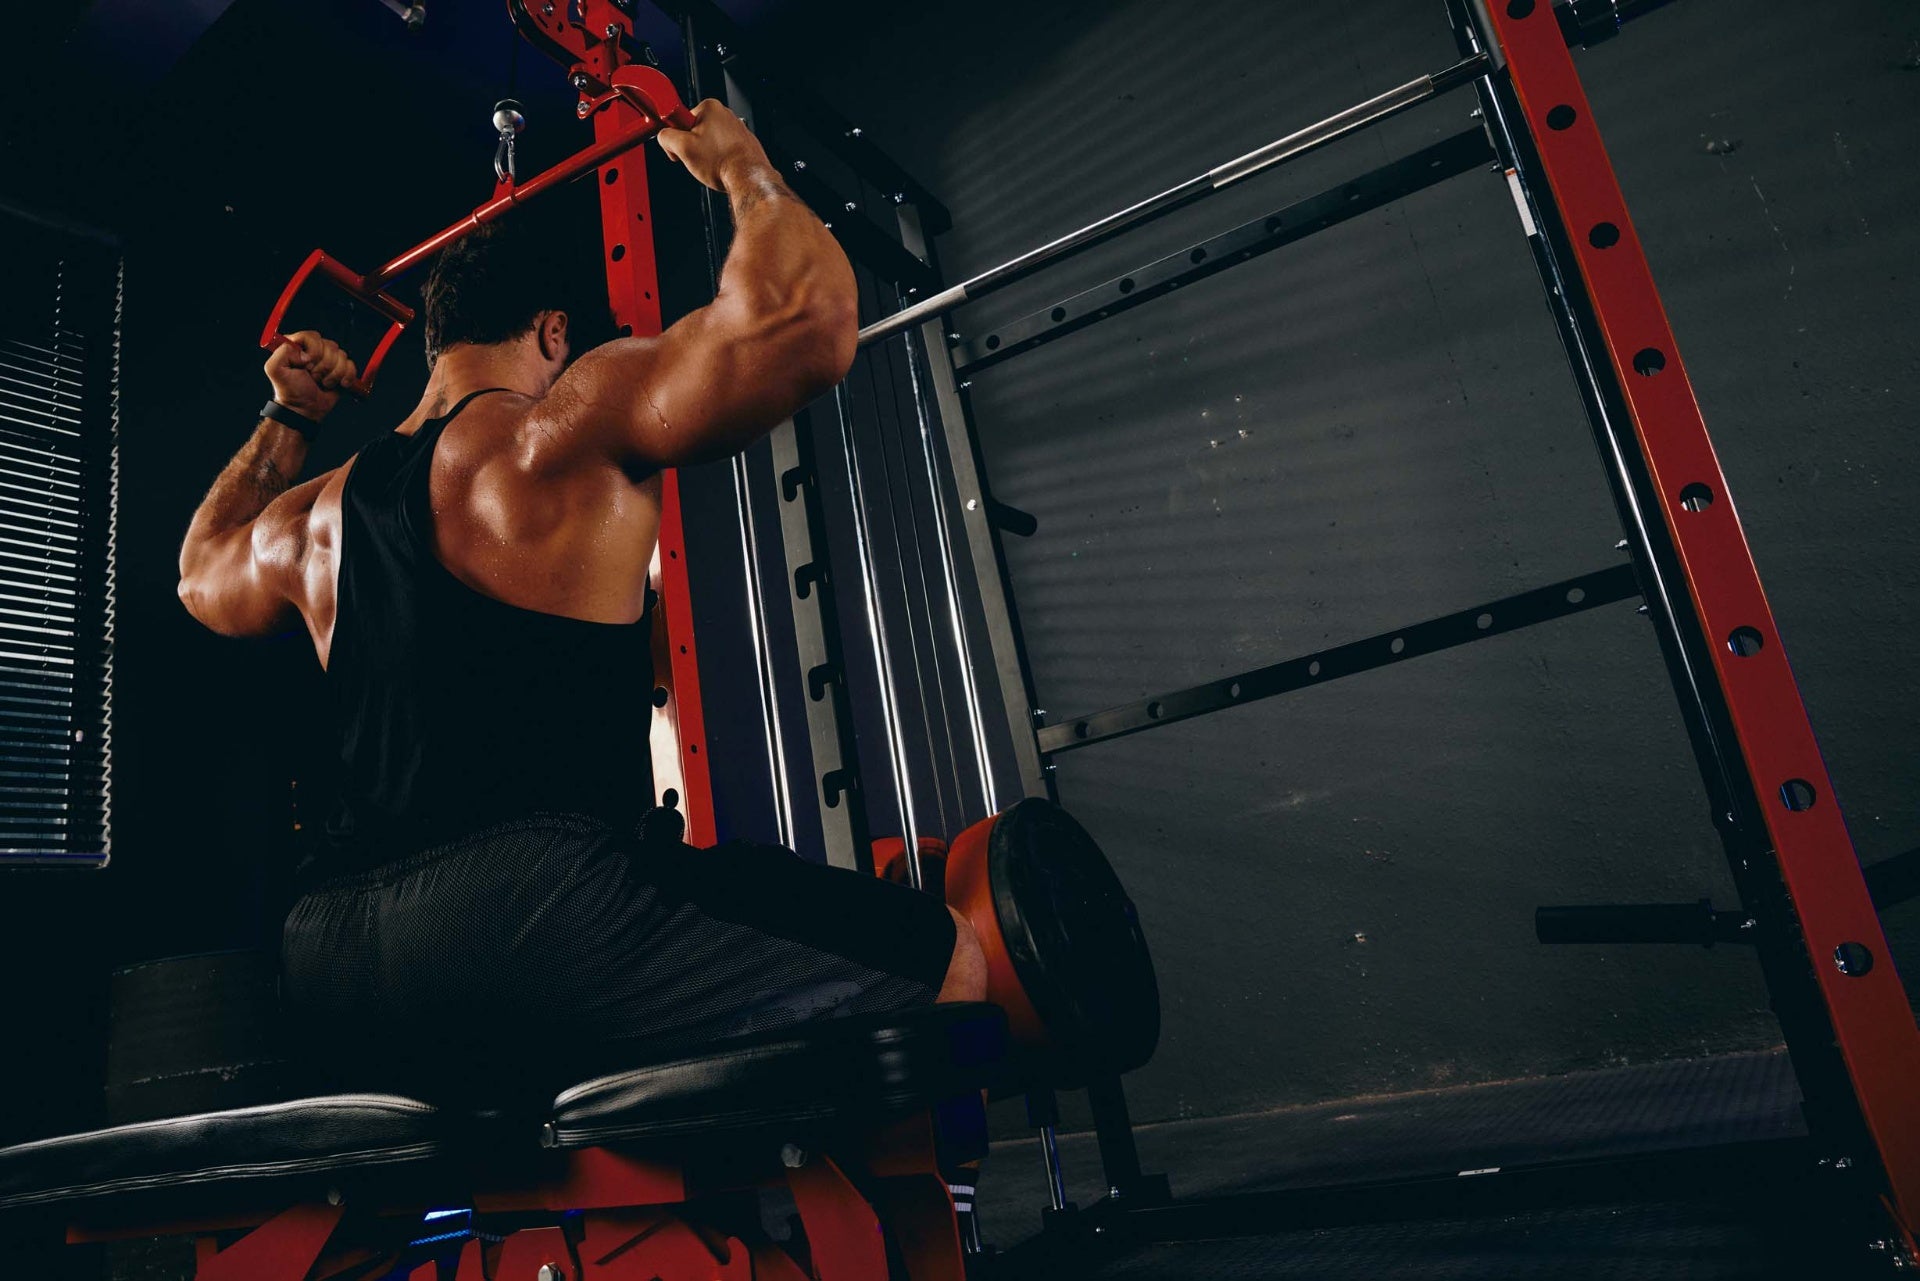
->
[[538, 310, 570, 362]]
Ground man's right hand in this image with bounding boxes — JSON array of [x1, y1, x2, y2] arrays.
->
[[655, 99, 772, 193]]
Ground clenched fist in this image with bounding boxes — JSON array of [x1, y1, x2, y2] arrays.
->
[[265, 331, 358, 422], [654, 99, 772, 194]]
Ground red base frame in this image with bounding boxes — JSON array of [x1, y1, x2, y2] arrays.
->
[[1488, 1, 1920, 1253], [66, 1115, 958, 1281]]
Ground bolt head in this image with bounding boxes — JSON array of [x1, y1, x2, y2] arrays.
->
[[715, 43, 729, 56], [576, 101, 592, 118], [792, 159, 807, 171], [542, 1, 554, 13], [780, 1143, 807, 1168], [536, 1266, 564, 1281], [604, 21, 619, 37], [492, 100, 526, 135], [850, 127, 863, 137], [844, 201, 858, 212]]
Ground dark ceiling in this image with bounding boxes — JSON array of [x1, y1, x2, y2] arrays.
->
[[0, 0, 806, 243]]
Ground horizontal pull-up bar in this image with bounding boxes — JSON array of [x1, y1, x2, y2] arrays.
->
[[856, 52, 1490, 349], [1036, 563, 1640, 755]]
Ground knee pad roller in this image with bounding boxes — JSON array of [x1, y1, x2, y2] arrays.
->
[[938, 799, 1159, 1086]]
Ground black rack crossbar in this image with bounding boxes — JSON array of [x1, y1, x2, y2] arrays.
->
[[955, 129, 1494, 376], [1096, 1137, 1817, 1242], [648, 0, 953, 232], [1037, 564, 1640, 754], [858, 53, 1491, 348], [1863, 845, 1920, 910]]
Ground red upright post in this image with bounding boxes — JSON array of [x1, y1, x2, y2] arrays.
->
[[543, 0, 716, 847], [1485, 1, 1920, 1252]]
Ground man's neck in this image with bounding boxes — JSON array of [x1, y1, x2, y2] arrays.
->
[[416, 345, 546, 421]]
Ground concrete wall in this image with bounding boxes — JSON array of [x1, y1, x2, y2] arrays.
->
[[764, 0, 1920, 1122]]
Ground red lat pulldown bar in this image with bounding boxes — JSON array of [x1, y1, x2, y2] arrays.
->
[[257, 66, 693, 397]]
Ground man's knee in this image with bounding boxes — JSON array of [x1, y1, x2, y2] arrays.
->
[[939, 905, 989, 1003]]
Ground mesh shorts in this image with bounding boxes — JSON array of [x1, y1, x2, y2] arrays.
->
[[280, 813, 956, 1099]]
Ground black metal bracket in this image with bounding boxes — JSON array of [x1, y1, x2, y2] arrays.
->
[[954, 129, 1494, 376], [656, 0, 952, 231], [1038, 564, 1640, 755], [764, 145, 936, 293]]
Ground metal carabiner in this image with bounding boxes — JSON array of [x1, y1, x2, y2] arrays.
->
[[492, 99, 526, 186]]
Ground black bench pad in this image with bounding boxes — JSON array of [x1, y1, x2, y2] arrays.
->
[[0, 1094, 439, 1210], [547, 1003, 1008, 1148], [0, 1004, 1008, 1211]]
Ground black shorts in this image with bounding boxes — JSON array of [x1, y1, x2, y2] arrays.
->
[[280, 813, 956, 1097]]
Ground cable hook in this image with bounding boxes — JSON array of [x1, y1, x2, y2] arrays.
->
[[492, 99, 526, 185]]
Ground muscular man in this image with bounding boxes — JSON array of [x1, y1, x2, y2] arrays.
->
[[176, 102, 985, 1089]]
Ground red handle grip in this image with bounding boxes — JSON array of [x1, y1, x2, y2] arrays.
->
[[609, 65, 698, 131], [259, 250, 416, 398]]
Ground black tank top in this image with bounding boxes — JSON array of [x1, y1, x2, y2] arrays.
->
[[319, 389, 654, 876]]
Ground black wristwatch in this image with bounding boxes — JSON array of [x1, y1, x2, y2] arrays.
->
[[260, 398, 323, 440]]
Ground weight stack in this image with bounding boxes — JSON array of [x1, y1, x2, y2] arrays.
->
[[105, 950, 291, 1124]]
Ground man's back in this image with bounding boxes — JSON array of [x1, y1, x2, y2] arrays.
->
[[316, 388, 655, 874], [177, 98, 857, 865]]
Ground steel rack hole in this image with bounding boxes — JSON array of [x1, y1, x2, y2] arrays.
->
[[1834, 942, 1874, 976], [1728, 627, 1764, 657], [1051, 307, 1067, 322], [1147, 701, 1165, 719], [1119, 278, 1136, 293], [1190, 247, 1208, 264], [1589, 222, 1620, 248], [1780, 779, 1817, 812], [605, 168, 619, 184], [1507, 0, 1536, 15], [986, 335, 1001, 349], [1633, 347, 1667, 376], [611, 243, 627, 261], [1680, 483, 1714, 512], [1547, 104, 1578, 131]]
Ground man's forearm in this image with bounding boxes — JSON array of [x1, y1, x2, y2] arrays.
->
[[179, 418, 309, 576], [717, 158, 852, 316]]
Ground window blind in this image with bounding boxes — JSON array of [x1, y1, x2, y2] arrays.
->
[[0, 213, 119, 867]]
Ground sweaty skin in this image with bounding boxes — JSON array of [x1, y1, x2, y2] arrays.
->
[[176, 100, 857, 670]]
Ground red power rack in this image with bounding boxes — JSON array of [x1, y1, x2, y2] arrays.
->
[[1480, 0, 1920, 1253]]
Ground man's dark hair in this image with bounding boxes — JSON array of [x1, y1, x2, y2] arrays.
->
[[420, 209, 612, 367]]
